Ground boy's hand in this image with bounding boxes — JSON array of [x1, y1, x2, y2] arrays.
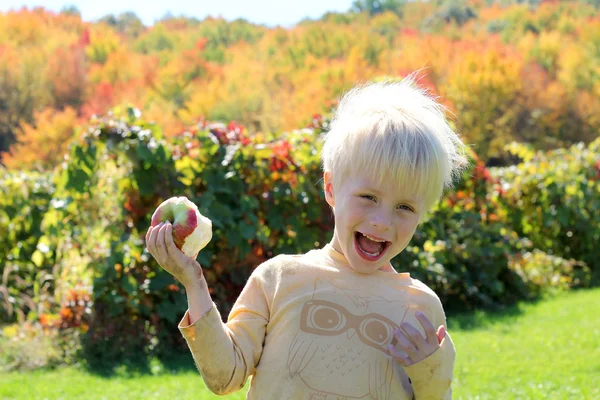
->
[[145, 222, 204, 288], [387, 311, 446, 367]]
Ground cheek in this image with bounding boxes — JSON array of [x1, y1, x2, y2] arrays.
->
[[344, 204, 363, 224], [395, 216, 419, 237]]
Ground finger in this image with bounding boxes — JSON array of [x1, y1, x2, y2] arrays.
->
[[395, 328, 419, 359], [145, 225, 153, 247], [164, 222, 184, 263], [164, 223, 203, 282], [164, 222, 185, 261], [147, 222, 163, 256], [387, 343, 412, 366], [156, 223, 168, 261], [416, 311, 438, 346], [437, 325, 446, 344], [401, 322, 427, 351]]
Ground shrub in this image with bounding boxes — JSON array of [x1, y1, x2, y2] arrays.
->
[[493, 139, 600, 283], [0, 169, 56, 324], [510, 249, 591, 298], [2, 107, 595, 369]]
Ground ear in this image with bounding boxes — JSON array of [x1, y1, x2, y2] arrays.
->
[[324, 171, 335, 207]]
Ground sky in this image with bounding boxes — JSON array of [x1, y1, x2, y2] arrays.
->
[[0, 0, 357, 27]]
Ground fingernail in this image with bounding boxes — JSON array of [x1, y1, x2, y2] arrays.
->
[[416, 311, 423, 317]]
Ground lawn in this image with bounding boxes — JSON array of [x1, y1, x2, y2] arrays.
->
[[1, 288, 598, 399]]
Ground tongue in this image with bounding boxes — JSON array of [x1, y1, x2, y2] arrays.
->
[[357, 234, 384, 254]]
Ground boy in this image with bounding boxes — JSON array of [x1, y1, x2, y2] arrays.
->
[[146, 74, 467, 399]]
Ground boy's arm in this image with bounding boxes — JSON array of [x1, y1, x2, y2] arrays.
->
[[177, 262, 272, 396]]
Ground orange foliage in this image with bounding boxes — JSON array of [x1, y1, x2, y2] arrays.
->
[[2, 107, 82, 170], [46, 44, 86, 108], [2, 1, 600, 165]]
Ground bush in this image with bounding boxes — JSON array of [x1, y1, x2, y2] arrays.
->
[[510, 249, 591, 298], [394, 148, 593, 311], [393, 149, 527, 311], [21, 107, 334, 368], [1, 108, 596, 369], [0, 169, 56, 324], [0, 319, 84, 372], [493, 139, 600, 283]]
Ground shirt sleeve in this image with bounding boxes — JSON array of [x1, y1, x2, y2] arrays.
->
[[177, 260, 273, 395], [403, 295, 456, 399]]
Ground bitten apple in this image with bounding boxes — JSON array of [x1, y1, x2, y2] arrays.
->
[[150, 196, 212, 258]]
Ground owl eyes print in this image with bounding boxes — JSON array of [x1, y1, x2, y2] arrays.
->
[[300, 299, 399, 352], [287, 278, 410, 399]]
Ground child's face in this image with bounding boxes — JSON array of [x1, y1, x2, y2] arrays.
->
[[324, 170, 423, 274]]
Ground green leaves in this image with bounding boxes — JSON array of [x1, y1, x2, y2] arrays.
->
[[492, 137, 600, 275], [0, 169, 55, 324], [4, 106, 597, 367]]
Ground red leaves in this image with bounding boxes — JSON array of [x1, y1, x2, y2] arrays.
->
[[269, 140, 294, 172], [401, 28, 419, 37], [474, 162, 492, 183], [272, 139, 291, 159], [47, 45, 86, 109], [81, 82, 115, 118], [79, 28, 90, 47], [195, 37, 209, 51]]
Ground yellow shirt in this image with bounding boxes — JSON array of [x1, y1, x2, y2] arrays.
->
[[178, 244, 455, 399]]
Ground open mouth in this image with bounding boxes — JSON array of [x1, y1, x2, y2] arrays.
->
[[354, 231, 391, 261]]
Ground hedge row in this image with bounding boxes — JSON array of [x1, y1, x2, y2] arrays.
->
[[0, 108, 596, 369]]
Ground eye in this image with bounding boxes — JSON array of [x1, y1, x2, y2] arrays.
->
[[360, 194, 377, 202], [396, 204, 414, 212], [306, 304, 347, 332], [360, 318, 393, 346]]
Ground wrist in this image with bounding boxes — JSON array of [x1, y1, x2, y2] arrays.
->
[[183, 274, 208, 291], [184, 276, 214, 322]]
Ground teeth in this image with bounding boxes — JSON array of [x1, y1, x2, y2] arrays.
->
[[362, 233, 386, 242], [359, 246, 383, 257], [363, 249, 381, 256]]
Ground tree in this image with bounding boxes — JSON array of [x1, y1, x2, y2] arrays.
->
[[352, 0, 406, 17], [0, 47, 48, 155], [60, 5, 81, 17], [99, 11, 144, 39], [1, 107, 80, 171]]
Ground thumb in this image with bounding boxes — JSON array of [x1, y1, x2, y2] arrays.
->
[[437, 325, 446, 344]]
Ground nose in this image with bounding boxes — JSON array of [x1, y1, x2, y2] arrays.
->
[[371, 214, 391, 231]]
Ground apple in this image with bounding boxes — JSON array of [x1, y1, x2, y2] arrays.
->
[[150, 196, 212, 258]]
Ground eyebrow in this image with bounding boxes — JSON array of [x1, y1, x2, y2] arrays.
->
[[360, 187, 420, 205]]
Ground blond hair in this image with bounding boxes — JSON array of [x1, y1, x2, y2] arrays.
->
[[321, 73, 468, 214]]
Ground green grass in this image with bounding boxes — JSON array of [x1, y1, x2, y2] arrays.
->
[[450, 288, 599, 399], [1, 288, 598, 399]]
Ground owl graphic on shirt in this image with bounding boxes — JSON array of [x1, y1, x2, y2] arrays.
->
[[287, 277, 413, 400]]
